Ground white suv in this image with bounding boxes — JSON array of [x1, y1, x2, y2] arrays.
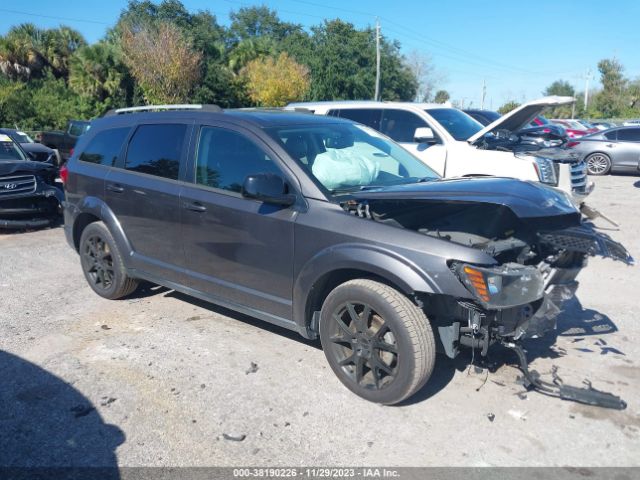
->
[[288, 97, 591, 203]]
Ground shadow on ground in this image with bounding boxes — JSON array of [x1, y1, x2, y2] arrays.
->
[[164, 290, 321, 349], [0, 350, 123, 476]]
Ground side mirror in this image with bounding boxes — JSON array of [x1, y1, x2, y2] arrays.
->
[[242, 173, 296, 206], [27, 151, 36, 160], [414, 127, 436, 143]]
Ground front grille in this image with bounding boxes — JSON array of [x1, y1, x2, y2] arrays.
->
[[571, 161, 588, 193], [539, 230, 597, 254], [0, 174, 36, 196]]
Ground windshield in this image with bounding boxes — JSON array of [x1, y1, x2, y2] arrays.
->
[[11, 131, 34, 143], [266, 123, 439, 194], [0, 134, 28, 161], [425, 108, 483, 141]]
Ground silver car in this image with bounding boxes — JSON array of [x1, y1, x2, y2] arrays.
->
[[571, 126, 640, 175]]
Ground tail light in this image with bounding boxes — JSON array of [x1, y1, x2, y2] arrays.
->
[[566, 141, 581, 148], [59, 163, 68, 185]]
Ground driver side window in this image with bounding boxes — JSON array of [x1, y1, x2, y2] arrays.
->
[[380, 109, 430, 143], [195, 127, 282, 193]]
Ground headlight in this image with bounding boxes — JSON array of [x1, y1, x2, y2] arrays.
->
[[456, 263, 544, 309], [519, 154, 558, 186]]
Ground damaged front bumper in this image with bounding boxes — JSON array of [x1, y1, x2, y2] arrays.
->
[[0, 186, 63, 229]]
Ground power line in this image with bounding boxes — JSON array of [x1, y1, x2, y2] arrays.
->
[[287, 0, 542, 76], [0, 8, 110, 25]]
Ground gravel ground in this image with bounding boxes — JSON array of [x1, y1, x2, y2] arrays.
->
[[1, 174, 639, 468]]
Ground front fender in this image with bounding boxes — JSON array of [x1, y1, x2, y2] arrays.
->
[[292, 243, 444, 332]]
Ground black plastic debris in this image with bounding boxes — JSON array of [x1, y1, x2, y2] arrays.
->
[[223, 433, 246, 442]]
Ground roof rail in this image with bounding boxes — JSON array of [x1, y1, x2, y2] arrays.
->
[[104, 104, 222, 116]]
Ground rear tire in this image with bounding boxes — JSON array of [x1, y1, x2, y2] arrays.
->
[[79, 221, 138, 299], [319, 279, 435, 405], [586, 152, 612, 175]]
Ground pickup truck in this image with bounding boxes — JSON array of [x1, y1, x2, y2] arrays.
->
[[39, 120, 90, 161]]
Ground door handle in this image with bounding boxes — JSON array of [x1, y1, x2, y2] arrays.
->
[[183, 201, 207, 213], [605, 143, 615, 148], [106, 183, 124, 193]]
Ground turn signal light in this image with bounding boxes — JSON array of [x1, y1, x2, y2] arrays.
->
[[463, 266, 490, 302]]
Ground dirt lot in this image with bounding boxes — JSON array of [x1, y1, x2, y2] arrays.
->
[[1, 175, 639, 468]]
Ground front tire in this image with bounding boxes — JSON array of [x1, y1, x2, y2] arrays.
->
[[586, 152, 612, 175], [79, 221, 139, 299], [319, 279, 436, 405]]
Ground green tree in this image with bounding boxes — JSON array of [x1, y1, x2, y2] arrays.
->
[[434, 90, 450, 103], [543, 80, 575, 97], [498, 100, 521, 114], [592, 58, 627, 118], [69, 41, 133, 113], [289, 20, 416, 101], [229, 6, 302, 43], [0, 23, 85, 80]]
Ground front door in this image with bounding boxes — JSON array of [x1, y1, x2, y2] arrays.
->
[[379, 109, 447, 175], [180, 124, 296, 320]]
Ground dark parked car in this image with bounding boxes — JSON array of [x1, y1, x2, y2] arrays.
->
[[568, 126, 640, 175], [63, 105, 631, 406], [0, 132, 63, 229], [463, 109, 501, 126], [40, 120, 90, 161], [0, 128, 59, 165]]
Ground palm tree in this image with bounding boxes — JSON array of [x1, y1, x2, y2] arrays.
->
[[42, 26, 86, 78], [69, 41, 131, 110], [0, 23, 85, 80], [0, 23, 47, 80]]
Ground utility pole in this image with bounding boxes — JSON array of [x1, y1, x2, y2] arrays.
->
[[374, 19, 381, 101], [481, 78, 486, 110], [584, 68, 592, 111]]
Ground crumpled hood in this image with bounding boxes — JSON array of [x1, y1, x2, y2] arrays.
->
[[468, 96, 575, 144], [348, 177, 580, 223], [0, 160, 57, 176]]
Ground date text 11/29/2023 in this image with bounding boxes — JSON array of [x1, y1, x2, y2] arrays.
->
[[232, 468, 400, 478]]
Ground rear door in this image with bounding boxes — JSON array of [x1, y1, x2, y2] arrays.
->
[[105, 122, 191, 282], [613, 128, 640, 170], [180, 123, 296, 320], [69, 126, 131, 211]]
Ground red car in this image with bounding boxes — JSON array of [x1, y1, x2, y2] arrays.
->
[[530, 116, 591, 138], [552, 118, 598, 138]]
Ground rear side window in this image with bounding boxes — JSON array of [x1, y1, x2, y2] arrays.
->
[[79, 127, 130, 166], [617, 128, 640, 141], [335, 109, 383, 131], [69, 122, 89, 136], [125, 124, 187, 180], [604, 130, 618, 140], [195, 127, 282, 193]]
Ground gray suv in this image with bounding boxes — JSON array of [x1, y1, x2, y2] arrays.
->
[[63, 105, 632, 405]]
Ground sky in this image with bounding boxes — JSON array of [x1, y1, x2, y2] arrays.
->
[[1, 0, 639, 109]]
